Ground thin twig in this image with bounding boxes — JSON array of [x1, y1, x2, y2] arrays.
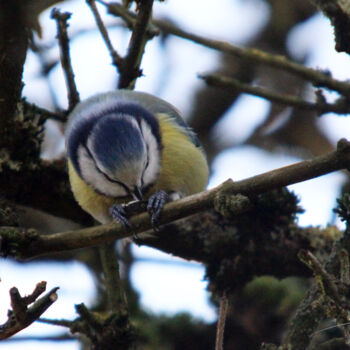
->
[[38, 317, 74, 328], [199, 73, 350, 115], [215, 292, 228, 350], [118, 0, 155, 89], [22, 281, 47, 305], [51, 8, 80, 111], [103, 2, 350, 97], [2, 138, 350, 259], [0, 333, 73, 342], [23, 101, 67, 123], [0, 282, 59, 340], [298, 249, 350, 345], [298, 250, 342, 305], [86, 0, 123, 70]]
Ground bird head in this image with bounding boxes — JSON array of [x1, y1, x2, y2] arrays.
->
[[66, 100, 162, 201]]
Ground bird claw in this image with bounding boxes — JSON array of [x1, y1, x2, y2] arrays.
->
[[110, 204, 131, 228], [147, 190, 169, 231], [110, 191, 169, 234]]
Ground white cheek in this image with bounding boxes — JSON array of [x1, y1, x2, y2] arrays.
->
[[140, 120, 161, 186], [77, 146, 127, 198]]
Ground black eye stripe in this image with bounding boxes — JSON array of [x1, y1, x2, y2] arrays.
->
[[83, 144, 131, 194]]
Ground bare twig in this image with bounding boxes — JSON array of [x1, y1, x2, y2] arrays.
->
[[199, 73, 350, 115], [103, 2, 350, 97], [284, 225, 350, 349], [38, 317, 74, 328], [298, 250, 342, 305], [298, 250, 350, 345], [51, 8, 80, 111], [22, 281, 47, 305], [118, 0, 155, 89], [23, 101, 67, 123], [0, 333, 73, 342], [2, 138, 350, 259], [0, 282, 59, 340], [86, 0, 123, 70], [215, 292, 228, 350]]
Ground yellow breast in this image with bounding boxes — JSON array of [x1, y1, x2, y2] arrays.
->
[[151, 113, 209, 196], [68, 160, 115, 224]]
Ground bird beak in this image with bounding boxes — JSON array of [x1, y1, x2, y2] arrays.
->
[[132, 186, 143, 201]]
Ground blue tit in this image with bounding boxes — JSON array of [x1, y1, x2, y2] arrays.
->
[[65, 90, 209, 227]]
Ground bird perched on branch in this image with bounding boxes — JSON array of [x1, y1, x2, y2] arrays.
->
[[65, 90, 209, 228]]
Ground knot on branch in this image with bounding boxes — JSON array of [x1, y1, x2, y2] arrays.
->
[[0, 101, 44, 172], [213, 192, 252, 218], [0, 198, 20, 226], [70, 303, 137, 350], [0, 227, 39, 259], [337, 138, 350, 153]]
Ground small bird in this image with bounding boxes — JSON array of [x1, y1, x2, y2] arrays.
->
[[65, 90, 209, 227]]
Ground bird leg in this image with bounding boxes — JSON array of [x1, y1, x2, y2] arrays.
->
[[147, 190, 169, 231], [109, 204, 132, 228]]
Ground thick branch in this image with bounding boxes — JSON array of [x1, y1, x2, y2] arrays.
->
[[3, 138, 350, 260], [0, 1, 28, 130], [99, 243, 128, 314], [0, 160, 92, 225]]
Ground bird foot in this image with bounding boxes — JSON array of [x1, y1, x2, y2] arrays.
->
[[147, 190, 169, 231], [110, 204, 131, 228]]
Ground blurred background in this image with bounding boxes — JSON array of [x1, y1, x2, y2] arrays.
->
[[1, 0, 350, 348]]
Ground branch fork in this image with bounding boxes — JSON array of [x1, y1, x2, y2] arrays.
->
[[0, 281, 59, 340]]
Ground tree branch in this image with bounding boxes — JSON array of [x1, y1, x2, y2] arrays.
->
[[282, 201, 350, 349], [98, 243, 128, 314], [0, 282, 59, 340], [2, 138, 350, 260], [86, 0, 123, 70], [51, 8, 80, 111], [199, 73, 350, 115], [0, 159, 92, 225], [0, 1, 29, 130], [103, 2, 350, 97], [117, 0, 155, 89], [215, 292, 228, 350]]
